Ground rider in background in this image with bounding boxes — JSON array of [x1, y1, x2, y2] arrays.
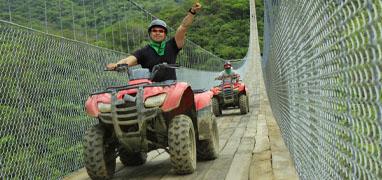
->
[[106, 2, 202, 82], [215, 61, 240, 82]]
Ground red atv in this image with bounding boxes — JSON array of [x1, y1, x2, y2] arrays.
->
[[210, 76, 249, 116], [83, 64, 219, 179]]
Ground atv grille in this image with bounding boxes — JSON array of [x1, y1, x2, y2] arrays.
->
[[99, 87, 158, 129], [99, 99, 138, 123], [223, 87, 234, 99], [115, 100, 138, 121], [223, 88, 233, 96]]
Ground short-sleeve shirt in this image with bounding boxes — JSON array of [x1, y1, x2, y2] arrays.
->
[[217, 70, 239, 80], [132, 37, 181, 81]]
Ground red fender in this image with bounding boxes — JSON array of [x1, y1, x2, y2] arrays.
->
[[85, 86, 169, 118], [237, 83, 246, 93], [210, 86, 221, 96], [86, 82, 199, 116], [117, 89, 137, 98], [161, 82, 191, 112], [117, 79, 158, 99], [85, 93, 111, 117], [117, 86, 166, 100], [194, 91, 213, 111], [128, 79, 151, 85]]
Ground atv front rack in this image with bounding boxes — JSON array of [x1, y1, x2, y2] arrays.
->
[[91, 80, 176, 96], [97, 82, 174, 153]]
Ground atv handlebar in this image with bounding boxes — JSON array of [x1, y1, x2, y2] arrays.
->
[[153, 63, 180, 69], [214, 75, 240, 81], [104, 63, 181, 82], [105, 63, 179, 72], [115, 64, 129, 72], [104, 63, 129, 72]]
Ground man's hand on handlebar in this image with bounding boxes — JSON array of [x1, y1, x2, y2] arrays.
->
[[106, 63, 118, 70], [105, 63, 129, 72]]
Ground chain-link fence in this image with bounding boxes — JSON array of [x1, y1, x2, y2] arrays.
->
[[0, 21, 127, 179], [0, 0, 229, 71], [0, 0, 249, 178], [262, 0, 382, 179]]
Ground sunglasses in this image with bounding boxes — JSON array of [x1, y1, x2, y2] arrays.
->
[[151, 29, 165, 33]]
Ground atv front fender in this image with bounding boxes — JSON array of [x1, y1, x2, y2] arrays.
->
[[210, 87, 221, 96], [85, 93, 111, 117], [194, 91, 213, 111], [238, 84, 247, 94], [161, 82, 191, 112]]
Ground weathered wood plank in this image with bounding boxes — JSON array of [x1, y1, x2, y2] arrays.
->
[[202, 155, 234, 180], [226, 153, 252, 180], [113, 153, 171, 180], [249, 156, 273, 180], [226, 137, 255, 180]]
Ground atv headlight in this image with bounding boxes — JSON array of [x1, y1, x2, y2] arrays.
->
[[144, 94, 167, 108], [98, 103, 111, 113]]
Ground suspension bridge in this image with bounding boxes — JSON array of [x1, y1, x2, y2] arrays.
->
[[0, 0, 381, 179]]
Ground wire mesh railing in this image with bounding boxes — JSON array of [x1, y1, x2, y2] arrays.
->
[[0, 21, 126, 179], [0, 0, 226, 71], [0, 0, 241, 179], [262, 0, 382, 179]]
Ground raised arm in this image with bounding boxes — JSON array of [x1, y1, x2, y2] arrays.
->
[[106, 55, 138, 70], [174, 3, 202, 49]]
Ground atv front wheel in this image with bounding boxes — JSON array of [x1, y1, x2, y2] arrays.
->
[[119, 148, 147, 166], [197, 115, 219, 160], [212, 97, 222, 116], [239, 94, 249, 114], [84, 124, 116, 180], [168, 115, 196, 174]]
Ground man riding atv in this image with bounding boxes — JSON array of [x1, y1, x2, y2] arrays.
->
[[211, 61, 249, 116], [215, 61, 240, 82], [107, 3, 202, 82], [83, 3, 219, 179]]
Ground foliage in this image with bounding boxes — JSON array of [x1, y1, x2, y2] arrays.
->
[[255, 0, 264, 51], [1, 0, 259, 58]]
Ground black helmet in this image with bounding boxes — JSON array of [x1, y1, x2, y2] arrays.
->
[[224, 61, 232, 69], [148, 19, 168, 33]]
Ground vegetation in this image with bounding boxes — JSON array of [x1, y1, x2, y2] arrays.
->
[[255, 0, 264, 50], [1, 0, 261, 59]]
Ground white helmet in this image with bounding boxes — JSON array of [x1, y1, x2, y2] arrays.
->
[[148, 19, 168, 33]]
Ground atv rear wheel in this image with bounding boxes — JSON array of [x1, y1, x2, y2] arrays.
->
[[84, 124, 116, 180], [168, 115, 196, 174], [239, 94, 249, 114], [197, 115, 219, 160], [119, 148, 147, 166], [212, 97, 221, 116]]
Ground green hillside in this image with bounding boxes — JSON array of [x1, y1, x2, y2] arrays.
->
[[1, 0, 263, 59]]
